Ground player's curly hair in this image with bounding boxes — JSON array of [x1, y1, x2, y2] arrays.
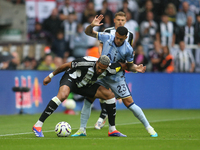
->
[[98, 55, 110, 66]]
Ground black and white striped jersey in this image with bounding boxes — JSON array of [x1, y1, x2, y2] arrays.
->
[[101, 27, 134, 46], [157, 22, 175, 47], [66, 56, 122, 88], [174, 49, 195, 72]]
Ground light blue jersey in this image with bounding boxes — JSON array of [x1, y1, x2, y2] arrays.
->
[[97, 32, 134, 82]]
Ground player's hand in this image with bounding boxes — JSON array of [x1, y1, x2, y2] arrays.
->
[[135, 64, 146, 73], [43, 76, 51, 85], [91, 15, 104, 27]]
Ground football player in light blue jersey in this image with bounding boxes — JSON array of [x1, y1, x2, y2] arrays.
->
[[95, 11, 135, 130], [98, 31, 134, 82], [72, 15, 158, 137]]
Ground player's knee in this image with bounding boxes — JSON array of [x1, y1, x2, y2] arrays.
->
[[122, 97, 134, 107], [57, 92, 68, 102], [104, 91, 115, 99]]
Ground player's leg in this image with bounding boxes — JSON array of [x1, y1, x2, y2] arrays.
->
[[95, 99, 107, 129], [71, 97, 93, 137], [94, 80, 110, 129], [105, 79, 157, 137], [94, 86, 117, 133], [92, 85, 126, 136], [122, 96, 158, 137], [72, 84, 126, 137], [33, 85, 70, 137], [71, 84, 100, 137]]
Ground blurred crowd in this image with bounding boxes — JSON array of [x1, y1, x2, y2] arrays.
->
[[1, 0, 200, 73]]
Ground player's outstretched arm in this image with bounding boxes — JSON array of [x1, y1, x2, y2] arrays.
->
[[85, 14, 104, 38], [127, 63, 146, 73], [120, 63, 146, 73], [43, 62, 72, 85]]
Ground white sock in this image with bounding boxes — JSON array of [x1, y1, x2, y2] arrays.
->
[[97, 118, 104, 124], [34, 120, 43, 127], [109, 125, 116, 133], [79, 127, 86, 132]]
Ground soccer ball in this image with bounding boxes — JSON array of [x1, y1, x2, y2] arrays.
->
[[55, 121, 72, 137], [65, 99, 76, 110]]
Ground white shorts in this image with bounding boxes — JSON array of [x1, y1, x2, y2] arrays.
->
[[96, 78, 131, 99]]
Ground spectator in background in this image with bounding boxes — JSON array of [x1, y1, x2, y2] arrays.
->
[[98, 14, 114, 32], [83, 14, 99, 48], [125, 0, 139, 21], [0, 51, 13, 70], [37, 54, 56, 71], [81, 1, 96, 24], [86, 41, 100, 58], [149, 40, 162, 72], [156, 13, 176, 48], [195, 13, 200, 46], [158, 46, 174, 73], [59, 0, 77, 22], [165, 3, 177, 27], [124, 11, 139, 48], [71, 23, 88, 58], [177, 16, 196, 46], [63, 13, 78, 53], [134, 45, 148, 66], [0, 60, 10, 70], [174, 41, 195, 73], [96, 0, 114, 25], [8, 51, 20, 70], [176, 1, 196, 27], [42, 8, 63, 39], [179, 0, 200, 16], [53, 56, 64, 69], [140, 11, 157, 55], [138, 0, 158, 24], [18, 56, 32, 70], [30, 57, 38, 70], [118, 0, 134, 19], [51, 31, 69, 58], [29, 22, 52, 44]]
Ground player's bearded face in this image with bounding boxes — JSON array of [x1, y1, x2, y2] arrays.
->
[[114, 32, 127, 47], [96, 62, 108, 75]]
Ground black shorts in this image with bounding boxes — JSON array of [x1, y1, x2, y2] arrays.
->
[[60, 73, 100, 98]]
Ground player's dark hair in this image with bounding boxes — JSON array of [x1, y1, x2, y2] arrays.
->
[[98, 55, 110, 66], [116, 26, 128, 36]]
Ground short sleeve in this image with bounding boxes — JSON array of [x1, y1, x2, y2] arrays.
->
[[126, 46, 134, 63], [98, 32, 111, 43], [71, 58, 85, 68]]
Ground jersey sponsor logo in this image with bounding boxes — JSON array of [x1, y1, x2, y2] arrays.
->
[[115, 67, 121, 72]]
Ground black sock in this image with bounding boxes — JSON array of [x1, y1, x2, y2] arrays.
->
[[105, 103, 116, 126], [39, 100, 59, 122], [99, 102, 107, 119]]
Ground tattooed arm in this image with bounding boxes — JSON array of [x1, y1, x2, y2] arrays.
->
[[85, 14, 104, 38]]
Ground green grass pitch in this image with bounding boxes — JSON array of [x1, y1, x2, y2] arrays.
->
[[0, 109, 200, 150]]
